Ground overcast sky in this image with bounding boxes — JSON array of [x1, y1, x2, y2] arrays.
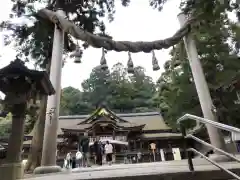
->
[[0, 0, 181, 93]]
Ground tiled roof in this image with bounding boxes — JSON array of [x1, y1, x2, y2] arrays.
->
[[58, 111, 170, 135], [27, 111, 172, 137]]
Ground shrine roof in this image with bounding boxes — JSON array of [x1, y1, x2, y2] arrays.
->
[[61, 122, 145, 132], [27, 107, 172, 137], [57, 109, 171, 135]]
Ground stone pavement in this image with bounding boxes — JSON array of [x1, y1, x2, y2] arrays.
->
[[22, 159, 240, 180]]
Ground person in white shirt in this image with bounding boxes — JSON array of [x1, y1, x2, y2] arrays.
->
[[66, 152, 72, 169], [104, 141, 113, 165], [76, 151, 82, 167], [137, 151, 142, 163]]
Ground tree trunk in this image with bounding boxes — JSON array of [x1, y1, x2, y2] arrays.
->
[[24, 95, 47, 172], [25, 61, 51, 172]]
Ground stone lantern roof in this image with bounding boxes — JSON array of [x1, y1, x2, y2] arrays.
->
[[0, 58, 55, 95]]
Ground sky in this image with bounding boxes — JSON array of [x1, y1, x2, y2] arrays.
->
[[0, 0, 181, 94]]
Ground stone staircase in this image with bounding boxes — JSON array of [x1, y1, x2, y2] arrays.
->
[[23, 159, 240, 180]]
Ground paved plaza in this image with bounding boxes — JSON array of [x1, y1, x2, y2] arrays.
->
[[22, 159, 240, 180]]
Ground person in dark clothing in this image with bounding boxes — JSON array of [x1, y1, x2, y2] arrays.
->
[[72, 156, 76, 169], [70, 158, 73, 167], [80, 132, 91, 167], [93, 137, 103, 165]]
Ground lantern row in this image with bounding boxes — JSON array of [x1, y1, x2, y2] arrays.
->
[[70, 47, 160, 73]]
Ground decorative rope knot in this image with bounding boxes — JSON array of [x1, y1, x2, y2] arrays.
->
[[100, 48, 108, 70], [127, 52, 134, 74], [152, 51, 160, 71]]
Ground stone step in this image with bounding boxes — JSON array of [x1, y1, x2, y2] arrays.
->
[[23, 168, 240, 180], [23, 160, 240, 180]]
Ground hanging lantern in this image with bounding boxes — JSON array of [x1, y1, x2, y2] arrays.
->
[[152, 51, 160, 71], [100, 48, 108, 70], [70, 46, 82, 63], [127, 52, 134, 74]]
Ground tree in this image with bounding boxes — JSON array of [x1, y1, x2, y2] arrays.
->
[[0, 113, 12, 137], [156, 2, 240, 129], [60, 86, 93, 115], [151, 0, 240, 21], [60, 87, 81, 115], [130, 66, 156, 111], [82, 66, 111, 108], [1, 0, 131, 169], [2, 0, 238, 170], [24, 95, 47, 172], [108, 63, 135, 112], [58, 62, 159, 115]]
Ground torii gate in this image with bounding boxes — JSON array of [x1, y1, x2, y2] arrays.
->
[[34, 2, 227, 174]]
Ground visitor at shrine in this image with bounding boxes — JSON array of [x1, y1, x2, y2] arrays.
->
[[76, 150, 83, 167], [150, 142, 156, 161], [94, 137, 103, 165], [123, 147, 128, 164], [132, 155, 137, 163], [80, 132, 91, 167], [137, 151, 142, 163], [66, 152, 72, 169], [104, 141, 113, 165], [72, 156, 76, 169]]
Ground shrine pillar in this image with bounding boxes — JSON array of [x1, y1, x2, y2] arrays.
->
[[178, 13, 227, 160]]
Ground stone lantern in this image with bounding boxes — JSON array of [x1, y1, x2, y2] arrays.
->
[[0, 58, 55, 180]]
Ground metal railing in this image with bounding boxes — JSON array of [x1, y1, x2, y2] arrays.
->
[[177, 114, 240, 180]]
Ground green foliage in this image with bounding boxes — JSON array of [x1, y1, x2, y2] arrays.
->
[[1, 0, 131, 69], [130, 66, 156, 109], [149, 0, 239, 21], [0, 113, 12, 137], [108, 63, 134, 111], [2, 0, 240, 130], [82, 66, 111, 108], [60, 86, 93, 115], [60, 63, 157, 115], [155, 2, 240, 129]]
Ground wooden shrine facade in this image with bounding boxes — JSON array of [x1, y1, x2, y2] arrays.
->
[[23, 106, 185, 164], [56, 106, 184, 163]]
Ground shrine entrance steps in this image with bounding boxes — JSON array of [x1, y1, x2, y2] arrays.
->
[[23, 159, 240, 180]]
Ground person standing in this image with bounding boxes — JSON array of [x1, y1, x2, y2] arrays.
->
[[104, 141, 113, 165], [76, 150, 82, 167], [66, 152, 71, 169], [80, 132, 91, 167], [69, 153, 73, 168], [123, 146, 128, 164], [150, 142, 156, 162], [137, 151, 142, 163], [94, 137, 103, 165], [72, 156, 76, 169]]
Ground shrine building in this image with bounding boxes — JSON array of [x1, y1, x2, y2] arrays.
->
[[23, 106, 185, 163]]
